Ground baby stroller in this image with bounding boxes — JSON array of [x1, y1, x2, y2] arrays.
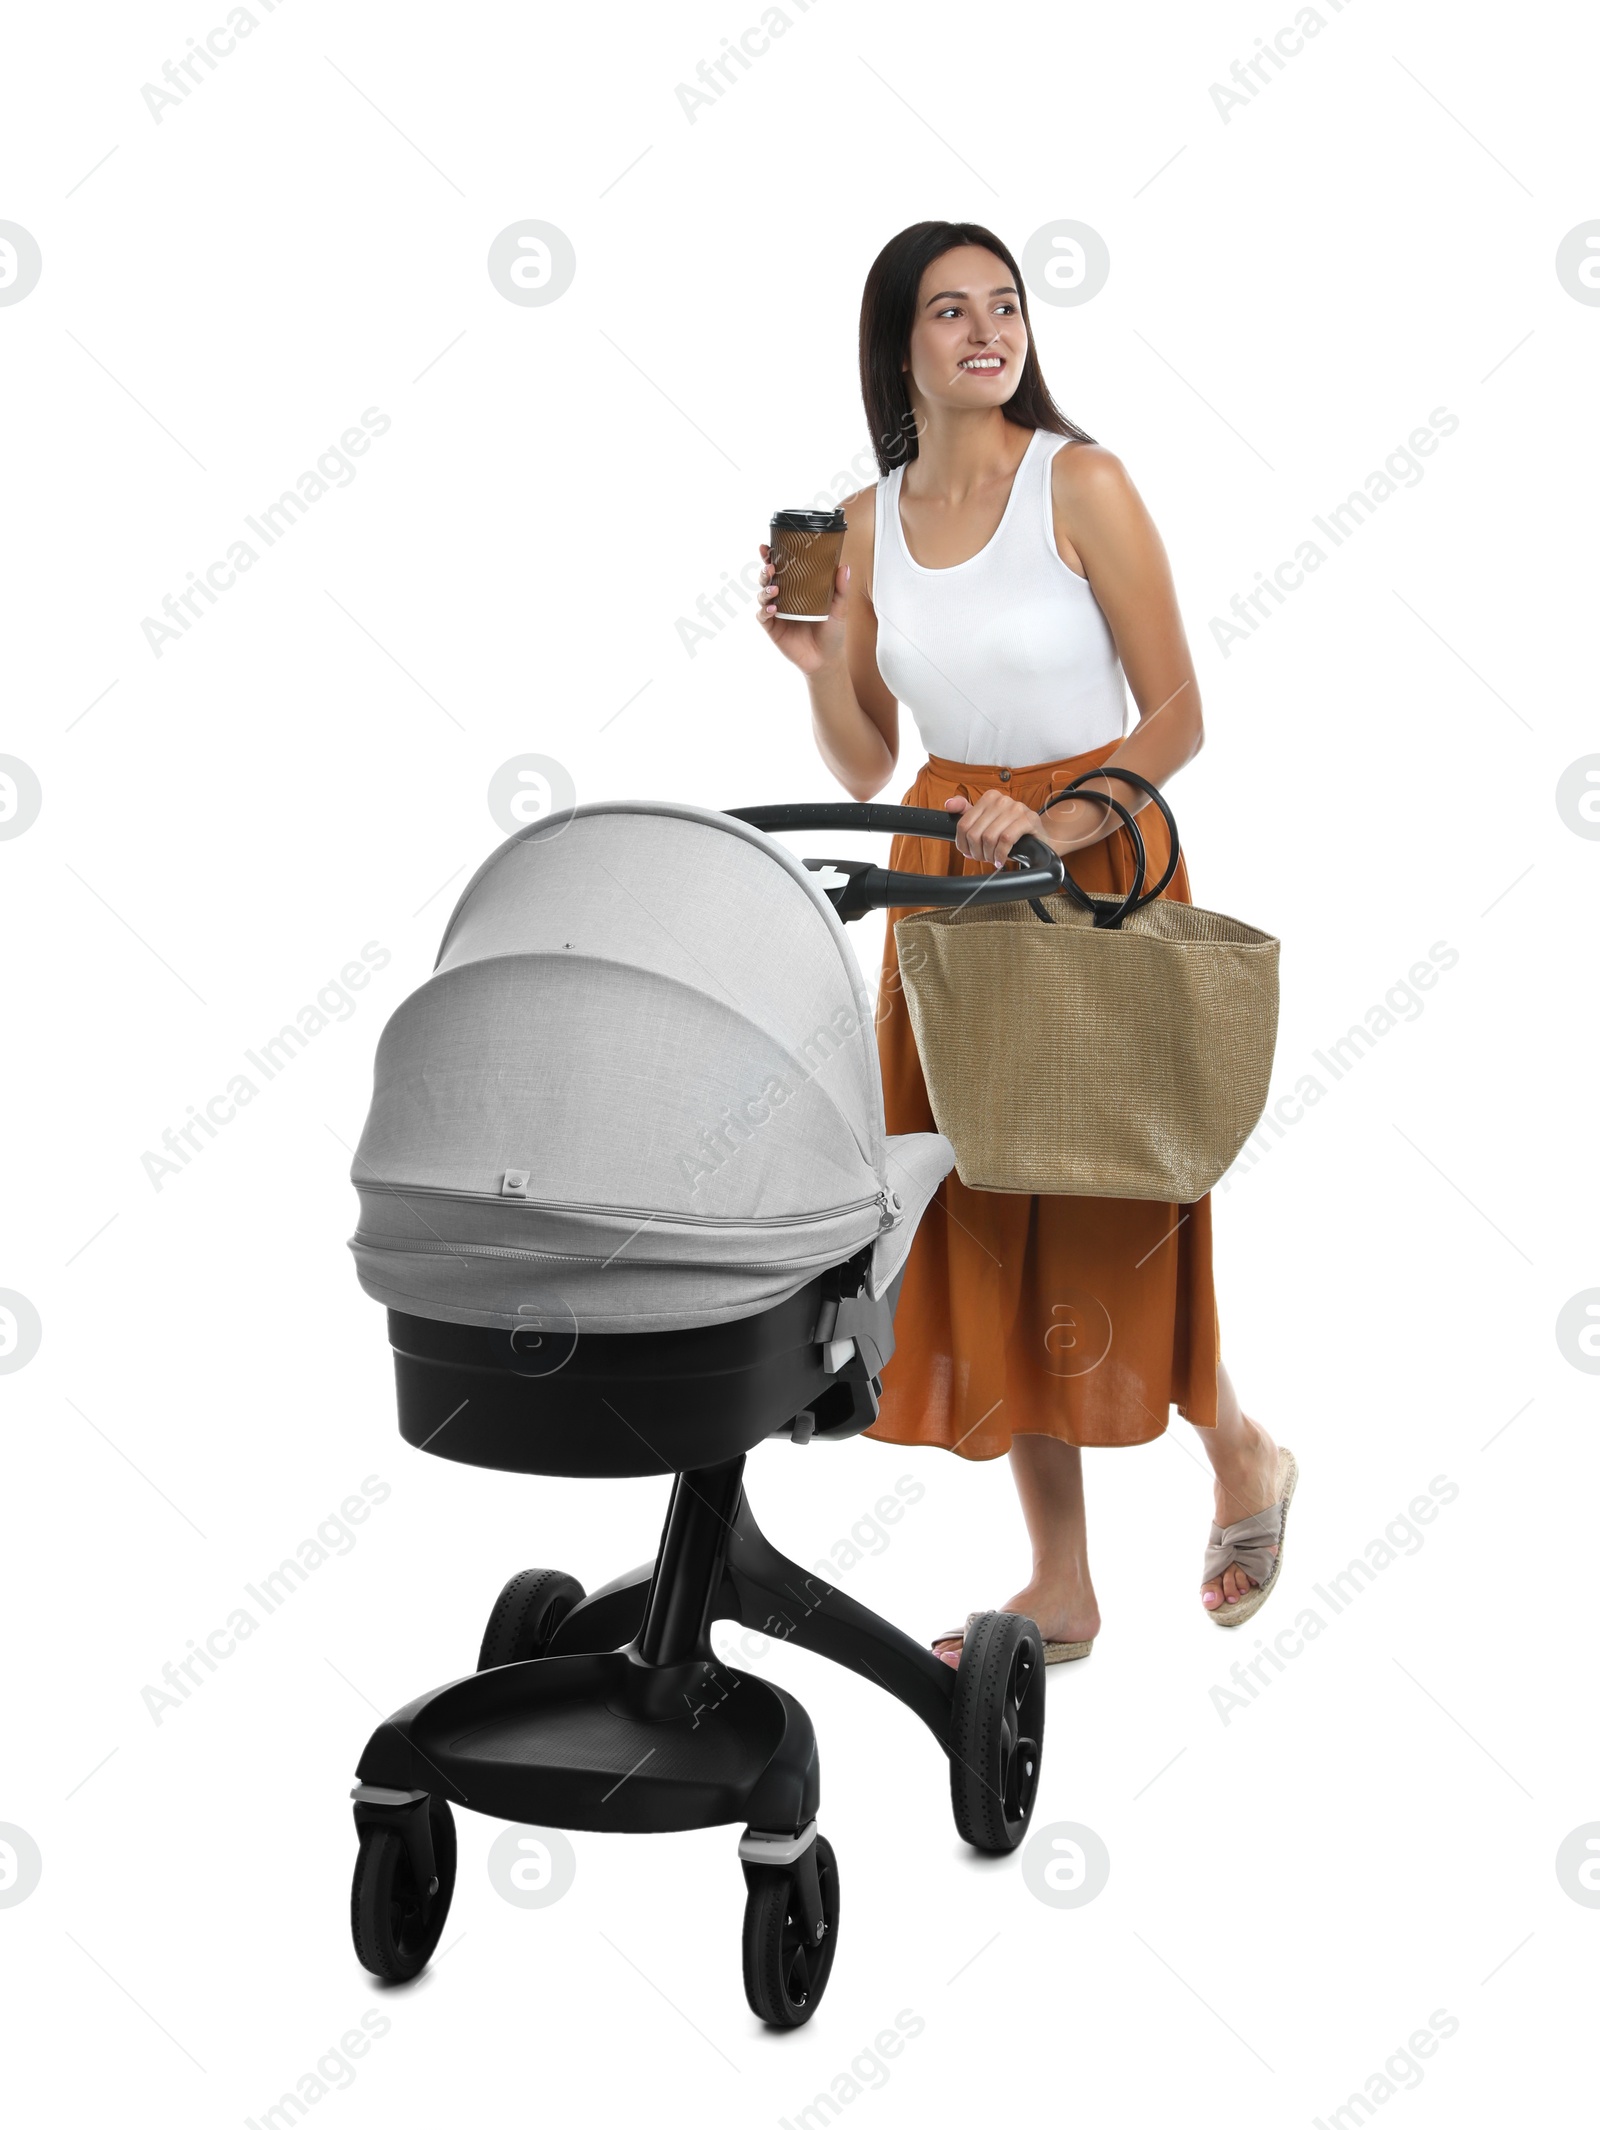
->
[[345, 798, 1065, 2026]]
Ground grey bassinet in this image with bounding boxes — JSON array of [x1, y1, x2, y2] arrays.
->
[[348, 801, 954, 1335]]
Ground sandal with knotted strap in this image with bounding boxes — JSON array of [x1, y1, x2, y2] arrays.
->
[[932, 1611, 1094, 1667], [1203, 1446, 1298, 1627]]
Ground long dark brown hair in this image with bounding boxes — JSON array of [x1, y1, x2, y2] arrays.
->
[[859, 220, 1094, 475]]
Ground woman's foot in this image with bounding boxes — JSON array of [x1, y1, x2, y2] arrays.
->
[[932, 1576, 1101, 1668], [1201, 1417, 1281, 1612]]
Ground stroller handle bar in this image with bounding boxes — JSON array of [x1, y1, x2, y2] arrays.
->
[[726, 803, 1066, 923]]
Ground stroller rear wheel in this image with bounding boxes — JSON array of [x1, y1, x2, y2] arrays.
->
[[741, 1833, 839, 2028], [350, 1796, 456, 1983], [948, 1611, 1045, 1853], [476, 1567, 585, 1670]]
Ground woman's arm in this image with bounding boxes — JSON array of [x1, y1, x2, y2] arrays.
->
[[757, 486, 900, 802], [950, 444, 1205, 865]]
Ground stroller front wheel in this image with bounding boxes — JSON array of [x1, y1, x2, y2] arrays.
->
[[741, 1832, 839, 2028], [350, 1796, 457, 1983]]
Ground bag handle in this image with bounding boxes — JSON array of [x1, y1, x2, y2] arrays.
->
[[1035, 766, 1180, 928], [1031, 787, 1144, 927]]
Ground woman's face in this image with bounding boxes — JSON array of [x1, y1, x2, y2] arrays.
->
[[902, 245, 1028, 418]]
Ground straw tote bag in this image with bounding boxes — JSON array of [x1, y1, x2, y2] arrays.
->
[[893, 769, 1279, 1201]]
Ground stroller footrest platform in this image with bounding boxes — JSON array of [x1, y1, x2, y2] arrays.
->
[[356, 1649, 820, 1836]]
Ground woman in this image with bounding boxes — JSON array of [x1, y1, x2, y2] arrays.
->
[[756, 220, 1296, 1665]]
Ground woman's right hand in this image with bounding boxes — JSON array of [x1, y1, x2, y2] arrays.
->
[[755, 543, 849, 676]]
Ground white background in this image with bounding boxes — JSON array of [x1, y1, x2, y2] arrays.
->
[[3, 1, 1596, 2123]]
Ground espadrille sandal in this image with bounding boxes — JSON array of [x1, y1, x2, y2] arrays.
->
[[1203, 1446, 1298, 1628], [932, 1611, 1094, 1666]]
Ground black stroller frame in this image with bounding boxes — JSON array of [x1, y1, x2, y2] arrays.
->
[[348, 804, 1067, 2027]]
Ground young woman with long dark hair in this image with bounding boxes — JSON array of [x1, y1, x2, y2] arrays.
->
[[756, 220, 1296, 1664]]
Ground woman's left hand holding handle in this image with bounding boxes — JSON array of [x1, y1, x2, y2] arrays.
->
[[943, 792, 1050, 868]]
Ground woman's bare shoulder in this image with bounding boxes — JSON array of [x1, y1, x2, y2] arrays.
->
[[1050, 438, 1137, 507], [840, 480, 878, 564], [841, 478, 878, 524], [1050, 438, 1157, 547]]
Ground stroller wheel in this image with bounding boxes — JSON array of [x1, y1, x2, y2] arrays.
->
[[742, 1833, 839, 2029], [350, 1797, 456, 1983], [948, 1611, 1045, 1853], [476, 1567, 585, 1670]]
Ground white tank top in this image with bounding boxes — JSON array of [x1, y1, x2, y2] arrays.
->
[[872, 427, 1128, 766]]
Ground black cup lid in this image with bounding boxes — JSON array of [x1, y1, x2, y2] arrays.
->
[[772, 507, 846, 533]]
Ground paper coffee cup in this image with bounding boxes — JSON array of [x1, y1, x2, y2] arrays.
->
[[770, 507, 846, 621]]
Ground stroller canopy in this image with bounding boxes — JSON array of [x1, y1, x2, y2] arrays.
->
[[348, 802, 953, 1334]]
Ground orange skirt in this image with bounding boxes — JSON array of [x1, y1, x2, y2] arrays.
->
[[865, 742, 1221, 1459]]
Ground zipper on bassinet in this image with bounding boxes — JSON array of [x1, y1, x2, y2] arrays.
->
[[351, 1235, 833, 1272], [357, 1180, 902, 1230]]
